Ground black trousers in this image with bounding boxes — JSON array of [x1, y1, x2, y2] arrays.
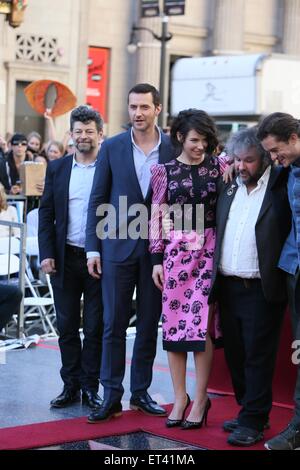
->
[[101, 250, 162, 403], [0, 283, 22, 330], [218, 275, 285, 431], [52, 246, 103, 391]]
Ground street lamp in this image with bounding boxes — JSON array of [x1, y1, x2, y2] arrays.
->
[[127, 16, 173, 128]]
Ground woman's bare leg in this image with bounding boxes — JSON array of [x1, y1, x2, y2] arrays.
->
[[185, 306, 215, 422], [167, 350, 189, 419]]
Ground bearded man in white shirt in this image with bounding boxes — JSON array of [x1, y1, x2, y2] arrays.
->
[[209, 127, 291, 447]]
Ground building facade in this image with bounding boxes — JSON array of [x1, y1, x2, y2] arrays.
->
[[0, 0, 299, 139]]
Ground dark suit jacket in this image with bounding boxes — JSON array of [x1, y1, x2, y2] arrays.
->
[[209, 165, 291, 304], [38, 155, 73, 288], [85, 129, 176, 262]]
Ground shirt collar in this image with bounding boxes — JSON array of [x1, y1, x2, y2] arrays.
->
[[236, 165, 271, 188], [72, 155, 97, 168], [131, 125, 161, 152]]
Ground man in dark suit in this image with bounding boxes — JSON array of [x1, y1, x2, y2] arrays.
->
[[38, 106, 103, 409], [209, 127, 291, 446], [86, 83, 176, 422]]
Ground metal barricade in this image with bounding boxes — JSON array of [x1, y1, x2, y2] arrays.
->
[[0, 220, 27, 338]]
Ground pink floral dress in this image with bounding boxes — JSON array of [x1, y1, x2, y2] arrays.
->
[[150, 156, 228, 352]]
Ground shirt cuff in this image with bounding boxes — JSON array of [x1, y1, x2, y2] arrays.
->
[[87, 251, 100, 259], [151, 253, 164, 266]]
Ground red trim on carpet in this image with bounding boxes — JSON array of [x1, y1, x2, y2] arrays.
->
[[0, 396, 293, 451]]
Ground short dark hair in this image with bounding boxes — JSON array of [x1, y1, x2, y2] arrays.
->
[[257, 112, 300, 142], [226, 126, 271, 165], [11, 133, 27, 145], [170, 109, 218, 155], [127, 83, 161, 107], [70, 105, 103, 132]]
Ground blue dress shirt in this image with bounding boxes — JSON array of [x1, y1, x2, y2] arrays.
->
[[279, 164, 300, 274], [66, 157, 96, 248]]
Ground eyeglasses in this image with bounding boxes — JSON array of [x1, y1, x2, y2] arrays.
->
[[12, 141, 27, 146]]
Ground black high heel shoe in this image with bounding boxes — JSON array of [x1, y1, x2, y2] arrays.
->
[[181, 397, 211, 430], [165, 394, 191, 428]]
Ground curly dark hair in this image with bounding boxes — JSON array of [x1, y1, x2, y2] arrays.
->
[[70, 105, 103, 132], [170, 109, 218, 154], [257, 112, 300, 142]]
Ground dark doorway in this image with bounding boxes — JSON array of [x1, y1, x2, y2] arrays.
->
[[14, 81, 45, 138]]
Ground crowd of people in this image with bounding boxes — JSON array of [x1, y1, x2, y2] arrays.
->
[[0, 83, 300, 451]]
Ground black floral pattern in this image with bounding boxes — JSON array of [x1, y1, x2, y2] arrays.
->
[[169, 299, 181, 310], [166, 278, 177, 290]]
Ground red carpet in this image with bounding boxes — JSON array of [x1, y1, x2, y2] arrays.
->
[[0, 396, 293, 451], [209, 311, 297, 407]]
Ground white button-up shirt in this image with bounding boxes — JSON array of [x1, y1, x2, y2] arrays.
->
[[66, 156, 97, 248], [131, 126, 161, 198], [219, 166, 271, 279]]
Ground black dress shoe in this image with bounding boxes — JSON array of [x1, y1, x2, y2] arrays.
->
[[227, 426, 264, 446], [82, 390, 103, 409], [223, 417, 270, 433], [50, 388, 81, 408], [87, 400, 122, 423], [166, 394, 191, 428], [130, 392, 167, 416]]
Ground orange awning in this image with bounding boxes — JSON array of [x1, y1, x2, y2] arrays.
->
[[24, 80, 77, 117]]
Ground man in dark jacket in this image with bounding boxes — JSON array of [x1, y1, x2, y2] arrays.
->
[[38, 106, 103, 409], [209, 127, 291, 446]]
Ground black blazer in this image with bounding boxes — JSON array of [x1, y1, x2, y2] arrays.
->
[[209, 165, 291, 304], [38, 155, 73, 288], [85, 129, 176, 262]]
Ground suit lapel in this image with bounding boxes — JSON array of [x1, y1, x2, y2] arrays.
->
[[256, 166, 278, 225], [218, 180, 239, 236], [123, 130, 145, 200], [60, 156, 73, 223], [158, 133, 172, 164]]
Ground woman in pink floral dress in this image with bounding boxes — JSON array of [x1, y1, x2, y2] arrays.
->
[[150, 109, 228, 429]]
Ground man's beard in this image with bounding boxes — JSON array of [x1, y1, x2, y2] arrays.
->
[[239, 162, 269, 186], [76, 142, 93, 154]]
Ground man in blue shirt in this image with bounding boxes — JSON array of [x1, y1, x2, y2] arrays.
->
[[258, 112, 300, 450], [38, 106, 103, 410], [85, 84, 175, 423]]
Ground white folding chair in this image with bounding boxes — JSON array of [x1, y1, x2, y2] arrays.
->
[[24, 273, 57, 336], [0, 253, 57, 336]]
